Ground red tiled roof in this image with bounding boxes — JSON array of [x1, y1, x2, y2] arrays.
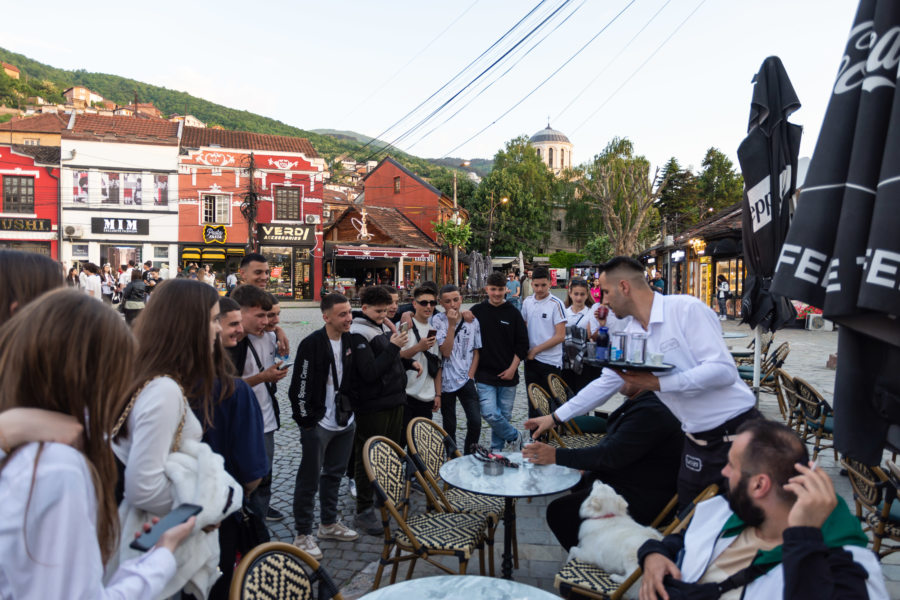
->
[[63, 114, 180, 145], [2, 62, 20, 73], [182, 126, 318, 157], [328, 205, 439, 250], [0, 112, 68, 133]]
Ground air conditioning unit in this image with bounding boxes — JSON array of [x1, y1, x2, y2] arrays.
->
[[805, 314, 833, 331], [305, 214, 321, 225], [64, 225, 83, 238]]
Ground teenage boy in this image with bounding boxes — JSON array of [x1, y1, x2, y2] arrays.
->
[[235, 253, 290, 357], [229, 284, 288, 521], [434, 284, 482, 454], [348, 285, 418, 535], [399, 286, 442, 430], [218, 297, 244, 347], [520, 266, 566, 418], [288, 293, 361, 559], [471, 271, 529, 452]]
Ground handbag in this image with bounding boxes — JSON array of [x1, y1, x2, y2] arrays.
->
[[235, 500, 270, 554], [662, 562, 767, 599], [411, 324, 441, 378], [330, 347, 354, 427]]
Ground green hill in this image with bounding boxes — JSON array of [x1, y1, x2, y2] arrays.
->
[[0, 47, 475, 179]]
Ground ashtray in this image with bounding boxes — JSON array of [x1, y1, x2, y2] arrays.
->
[[482, 461, 504, 476]]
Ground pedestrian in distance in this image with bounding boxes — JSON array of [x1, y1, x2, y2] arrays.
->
[[717, 274, 731, 320], [120, 268, 147, 325]]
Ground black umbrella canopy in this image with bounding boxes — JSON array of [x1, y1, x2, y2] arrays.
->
[[771, 0, 900, 464], [737, 56, 801, 332]]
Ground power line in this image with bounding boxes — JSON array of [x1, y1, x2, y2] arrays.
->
[[569, 0, 709, 136], [442, 0, 637, 158], [367, 0, 577, 162], [554, 0, 673, 122]]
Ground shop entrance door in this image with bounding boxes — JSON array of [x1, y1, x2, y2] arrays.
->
[[262, 247, 293, 298], [294, 247, 313, 300]]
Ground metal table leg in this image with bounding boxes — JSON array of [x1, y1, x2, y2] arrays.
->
[[501, 496, 515, 579]]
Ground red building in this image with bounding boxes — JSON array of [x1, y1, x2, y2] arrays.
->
[[178, 127, 326, 299], [362, 156, 465, 283], [0, 144, 61, 257]]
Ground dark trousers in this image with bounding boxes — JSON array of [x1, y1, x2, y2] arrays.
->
[[294, 422, 356, 534], [440, 379, 482, 454], [403, 398, 436, 447], [354, 405, 404, 513], [249, 431, 275, 516], [208, 514, 240, 600], [678, 409, 762, 507], [524, 359, 561, 418], [562, 364, 604, 394]]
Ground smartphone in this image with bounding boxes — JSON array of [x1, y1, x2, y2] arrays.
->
[[399, 321, 410, 334], [278, 361, 294, 370], [427, 329, 437, 339], [130, 503, 202, 552]]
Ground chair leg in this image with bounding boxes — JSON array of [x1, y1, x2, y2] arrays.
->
[[487, 530, 496, 577], [513, 524, 519, 569], [478, 543, 486, 575], [373, 543, 392, 590], [405, 556, 418, 581], [813, 432, 822, 461], [459, 558, 468, 575], [389, 547, 402, 585]]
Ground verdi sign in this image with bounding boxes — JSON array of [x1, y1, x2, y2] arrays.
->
[[257, 224, 314, 244]]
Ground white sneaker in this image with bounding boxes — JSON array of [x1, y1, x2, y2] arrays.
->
[[318, 521, 359, 541], [504, 430, 524, 453], [293, 534, 323, 559], [348, 478, 357, 498]]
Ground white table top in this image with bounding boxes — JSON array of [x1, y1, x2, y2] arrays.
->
[[439, 452, 581, 498], [722, 331, 749, 339], [360, 575, 560, 599]]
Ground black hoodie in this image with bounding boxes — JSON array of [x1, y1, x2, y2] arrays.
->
[[348, 311, 411, 414]]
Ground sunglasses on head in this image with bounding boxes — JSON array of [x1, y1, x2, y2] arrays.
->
[[417, 300, 438, 306]]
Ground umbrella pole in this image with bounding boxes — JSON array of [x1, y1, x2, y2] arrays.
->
[[752, 326, 762, 403]]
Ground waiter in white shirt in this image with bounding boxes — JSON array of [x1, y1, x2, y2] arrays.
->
[[526, 256, 759, 505]]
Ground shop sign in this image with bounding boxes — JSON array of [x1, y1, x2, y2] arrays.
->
[[203, 225, 227, 245], [91, 218, 150, 235], [257, 224, 314, 244], [335, 245, 431, 260], [0, 217, 51, 232], [671, 250, 686, 262]]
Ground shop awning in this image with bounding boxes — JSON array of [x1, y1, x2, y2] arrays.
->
[[334, 245, 432, 260], [182, 247, 202, 261], [202, 248, 227, 261], [226, 248, 245, 255]]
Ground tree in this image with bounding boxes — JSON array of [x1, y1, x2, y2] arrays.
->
[[696, 148, 743, 220], [582, 234, 612, 264], [656, 157, 699, 235], [429, 168, 477, 209], [431, 219, 472, 249], [461, 136, 556, 257], [548, 250, 585, 270], [572, 137, 666, 257]]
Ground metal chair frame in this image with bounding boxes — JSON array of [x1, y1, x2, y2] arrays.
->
[[230, 541, 343, 600], [527, 383, 604, 449], [546, 373, 585, 435], [841, 456, 900, 559], [793, 376, 837, 460]]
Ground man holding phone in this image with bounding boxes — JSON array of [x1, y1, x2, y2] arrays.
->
[[400, 285, 442, 437]]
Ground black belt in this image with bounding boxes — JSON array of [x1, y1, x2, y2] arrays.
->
[[686, 408, 761, 446]]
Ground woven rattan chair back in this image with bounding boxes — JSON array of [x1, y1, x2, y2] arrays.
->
[[527, 383, 554, 416], [793, 376, 827, 422], [547, 373, 575, 402], [407, 417, 459, 511], [230, 541, 342, 600], [364, 436, 412, 511]]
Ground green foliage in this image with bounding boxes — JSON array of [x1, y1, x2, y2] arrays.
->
[[428, 169, 477, 208], [461, 136, 556, 257], [656, 157, 700, 235], [582, 234, 612, 264], [432, 219, 472, 249], [427, 156, 494, 178], [548, 250, 585, 269], [696, 147, 743, 219]]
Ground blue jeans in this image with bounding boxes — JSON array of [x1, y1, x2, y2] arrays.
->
[[476, 382, 519, 451]]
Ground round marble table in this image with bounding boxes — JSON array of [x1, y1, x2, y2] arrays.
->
[[722, 331, 749, 339], [360, 574, 560, 599], [439, 452, 581, 580]]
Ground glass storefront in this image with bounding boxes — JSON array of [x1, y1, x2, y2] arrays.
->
[[101, 244, 141, 270], [0, 241, 50, 255], [261, 246, 314, 300], [714, 257, 745, 319]]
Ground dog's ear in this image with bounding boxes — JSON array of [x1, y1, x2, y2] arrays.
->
[[615, 493, 629, 515]]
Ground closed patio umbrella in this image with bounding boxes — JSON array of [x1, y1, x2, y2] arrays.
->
[[772, 0, 900, 464]]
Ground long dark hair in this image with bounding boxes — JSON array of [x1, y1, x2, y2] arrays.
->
[[0, 250, 63, 326], [565, 278, 594, 309], [131, 279, 234, 429], [0, 289, 135, 561]]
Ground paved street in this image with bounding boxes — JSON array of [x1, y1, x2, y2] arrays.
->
[[267, 302, 899, 598]]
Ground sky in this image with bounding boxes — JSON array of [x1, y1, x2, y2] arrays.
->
[[1, 0, 859, 172]]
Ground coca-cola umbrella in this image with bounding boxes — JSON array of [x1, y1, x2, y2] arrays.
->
[[736, 56, 801, 396], [772, 0, 900, 465]]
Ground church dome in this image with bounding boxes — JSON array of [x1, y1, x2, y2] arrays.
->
[[529, 124, 570, 144]]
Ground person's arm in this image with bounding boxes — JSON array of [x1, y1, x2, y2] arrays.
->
[[655, 302, 740, 393], [352, 332, 406, 382], [468, 349, 480, 380], [437, 313, 456, 359], [400, 335, 433, 359], [638, 533, 686, 600], [433, 363, 442, 411], [0, 408, 83, 451], [244, 362, 287, 387], [525, 369, 623, 437], [274, 325, 289, 357], [288, 338, 313, 426], [227, 380, 269, 495]]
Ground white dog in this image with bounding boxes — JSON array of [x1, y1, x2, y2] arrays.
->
[[568, 481, 663, 599]]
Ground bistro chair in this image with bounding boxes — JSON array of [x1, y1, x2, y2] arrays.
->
[[793, 377, 836, 461], [546, 374, 587, 434], [738, 342, 790, 394], [733, 332, 775, 366], [527, 383, 604, 449], [775, 369, 803, 432], [841, 456, 900, 559], [362, 436, 490, 589], [230, 542, 342, 600], [406, 417, 507, 574], [554, 484, 719, 600]]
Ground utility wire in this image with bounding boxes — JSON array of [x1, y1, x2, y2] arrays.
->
[[443, 0, 637, 158], [554, 0, 672, 122], [404, 0, 587, 153], [355, 0, 550, 155], [341, 0, 482, 123], [570, 0, 709, 135]]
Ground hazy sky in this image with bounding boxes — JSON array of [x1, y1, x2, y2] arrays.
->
[[1, 0, 858, 171]]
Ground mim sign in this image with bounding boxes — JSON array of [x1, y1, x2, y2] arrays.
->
[[91, 218, 150, 235]]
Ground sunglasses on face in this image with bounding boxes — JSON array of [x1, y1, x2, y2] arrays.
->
[[417, 300, 438, 307]]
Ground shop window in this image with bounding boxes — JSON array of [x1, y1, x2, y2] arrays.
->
[[393, 177, 401, 193], [154, 246, 169, 259], [2, 176, 35, 213], [23, 138, 39, 146], [548, 147, 554, 168], [201, 194, 230, 225], [275, 188, 301, 221]]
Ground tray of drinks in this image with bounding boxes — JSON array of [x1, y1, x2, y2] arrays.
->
[[582, 358, 676, 372]]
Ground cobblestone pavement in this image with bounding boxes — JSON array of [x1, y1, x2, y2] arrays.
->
[[266, 302, 898, 597]]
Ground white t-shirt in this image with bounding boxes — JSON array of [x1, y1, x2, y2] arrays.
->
[[84, 274, 102, 299], [565, 305, 592, 332], [521, 294, 567, 367], [0, 443, 177, 599], [244, 333, 278, 433], [321, 337, 354, 431], [118, 270, 132, 287], [404, 317, 440, 402]]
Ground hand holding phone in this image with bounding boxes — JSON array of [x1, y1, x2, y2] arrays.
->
[[130, 503, 202, 552], [399, 321, 410, 334], [427, 329, 437, 339], [278, 361, 294, 370]]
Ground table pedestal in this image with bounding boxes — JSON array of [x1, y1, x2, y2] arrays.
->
[[501, 497, 516, 579]]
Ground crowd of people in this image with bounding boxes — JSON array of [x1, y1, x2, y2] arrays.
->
[[0, 249, 888, 599]]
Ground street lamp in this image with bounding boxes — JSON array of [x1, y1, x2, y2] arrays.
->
[[452, 161, 470, 286], [486, 191, 509, 258]]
